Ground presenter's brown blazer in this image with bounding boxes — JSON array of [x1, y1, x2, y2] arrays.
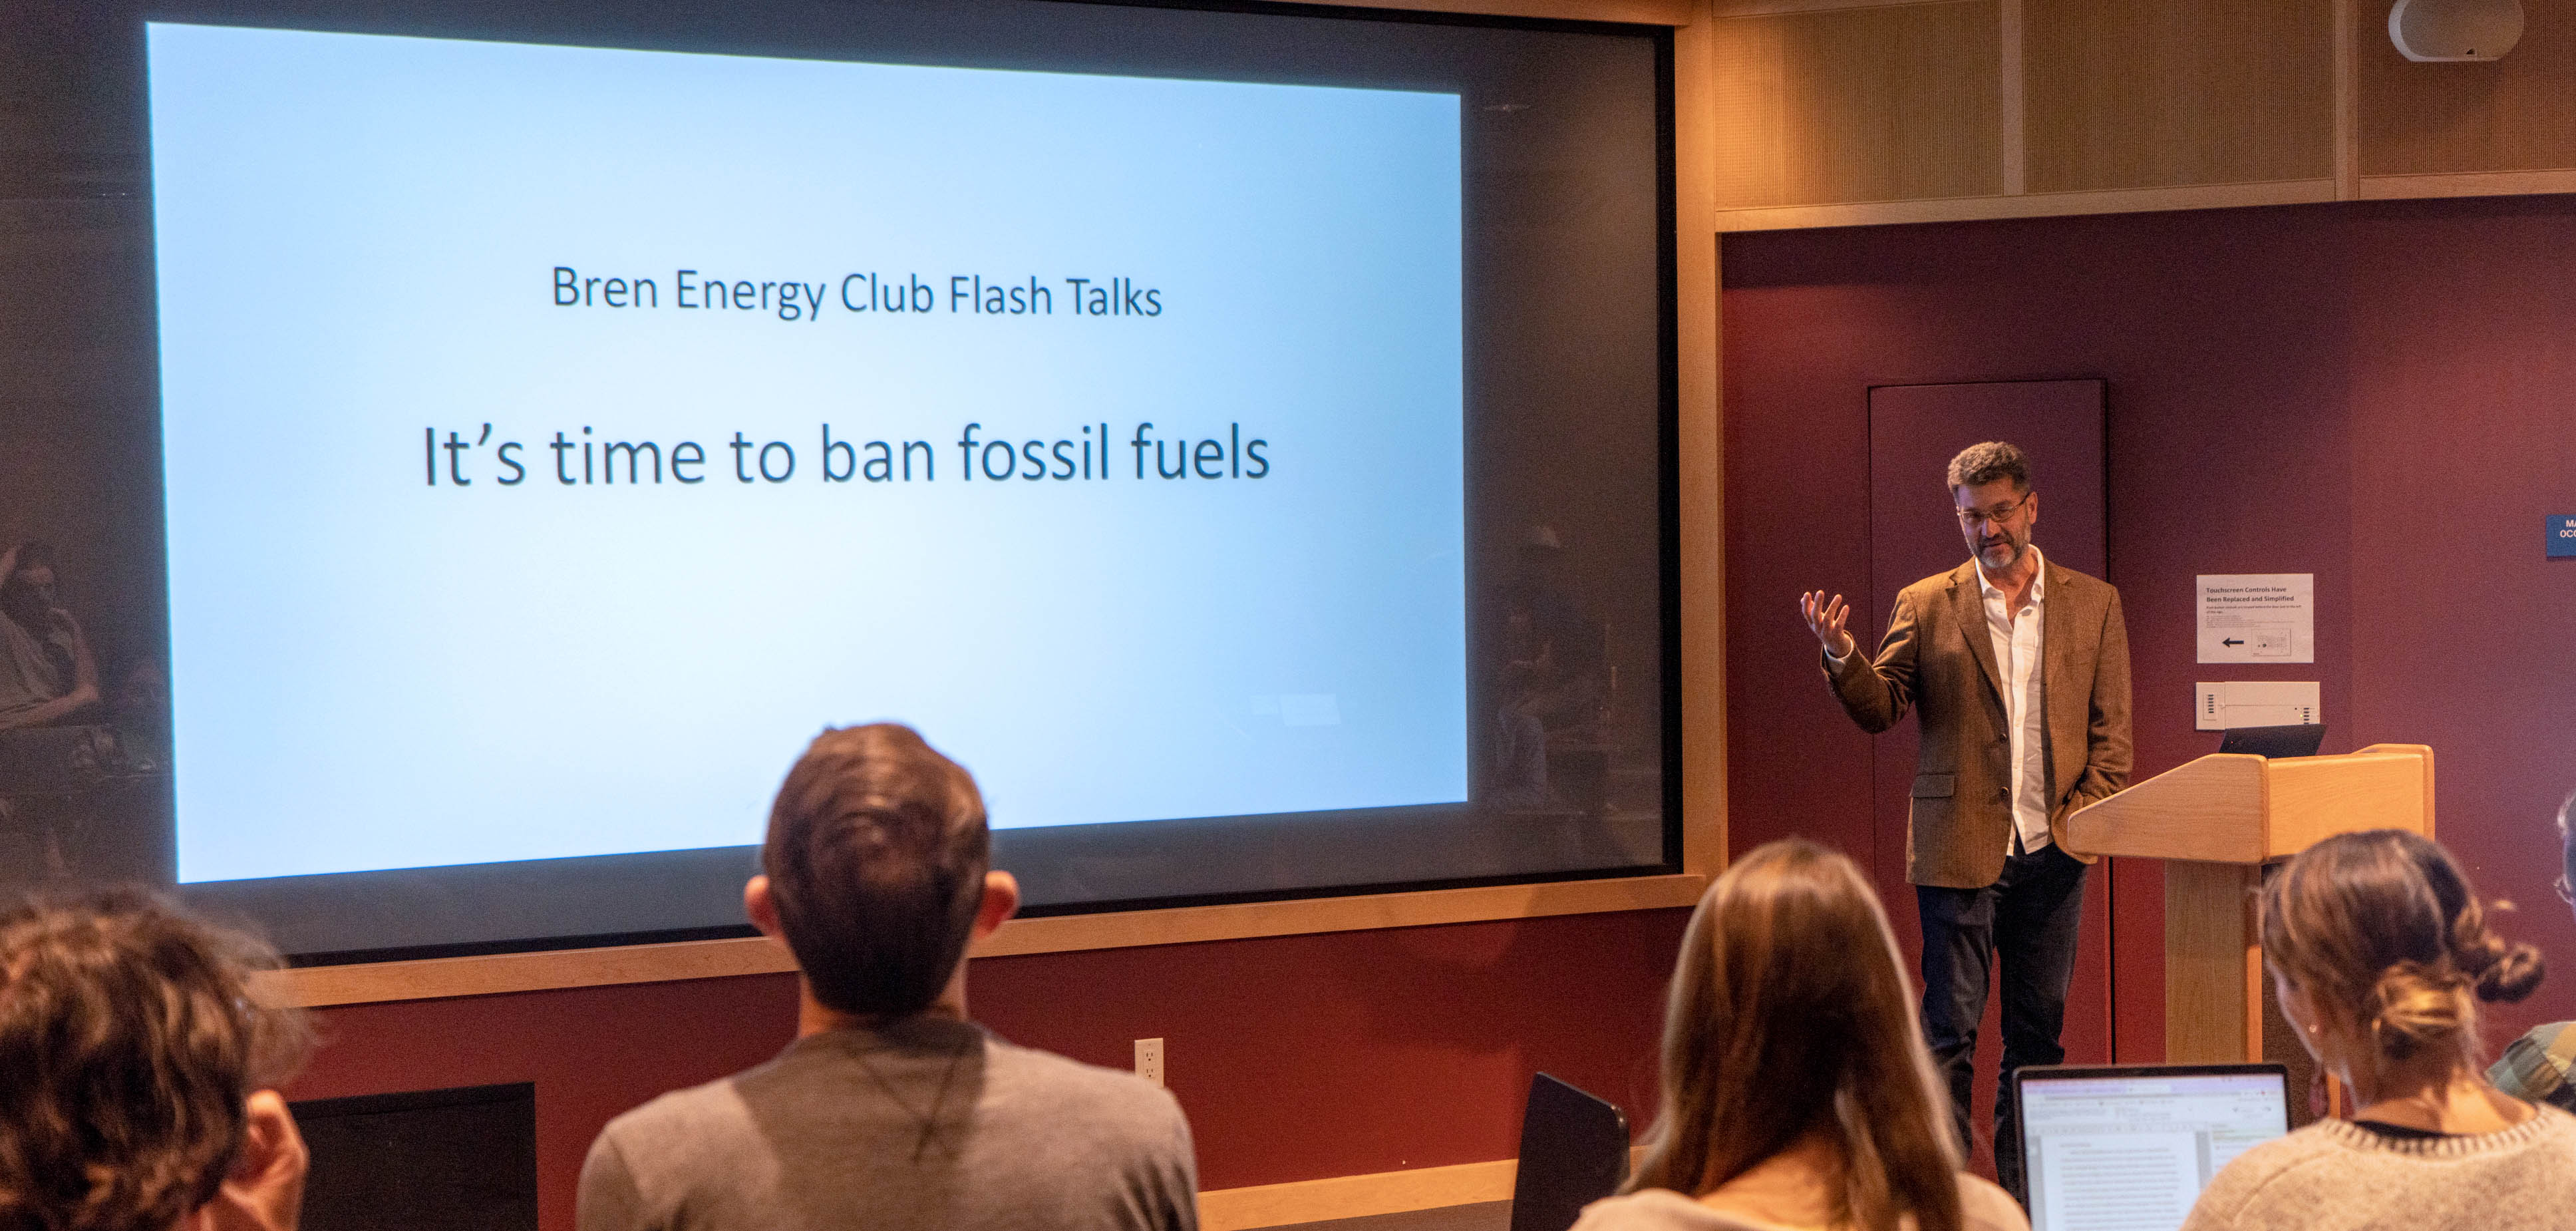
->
[[1824, 558, 2132, 890]]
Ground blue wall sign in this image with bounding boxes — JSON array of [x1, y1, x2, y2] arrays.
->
[[2551, 515, 2576, 558]]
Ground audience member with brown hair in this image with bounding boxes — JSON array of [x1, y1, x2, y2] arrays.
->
[[0, 888, 314, 1231], [578, 723, 1197, 1231], [2181, 828, 2576, 1231], [1575, 838, 2027, 1231]]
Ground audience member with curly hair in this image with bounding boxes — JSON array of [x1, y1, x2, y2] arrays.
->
[[0, 889, 315, 1231], [2181, 828, 2576, 1231]]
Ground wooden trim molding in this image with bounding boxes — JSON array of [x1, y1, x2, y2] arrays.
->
[[1199, 1158, 1518, 1230], [1198, 1145, 1653, 1229], [979, 873, 1708, 958], [1712, 0, 1967, 16], [1676, 0, 1726, 881], [2354, 169, 2576, 200], [1997, 0, 2025, 196], [263, 873, 1710, 1008], [1273, 0, 1696, 24], [263, 936, 796, 1010], [2332, 0, 2357, 198], [1707, 163, 2576, 230], [1713, 178, 2336, 230]]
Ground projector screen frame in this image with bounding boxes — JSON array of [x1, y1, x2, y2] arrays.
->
[[238, 0, 1724, 1009], [13, 0, 1719, 993]]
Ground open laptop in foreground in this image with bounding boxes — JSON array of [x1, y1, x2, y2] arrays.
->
[[2015, 1063, 2291, 1231]]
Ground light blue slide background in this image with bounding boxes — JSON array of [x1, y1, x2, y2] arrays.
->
[[148, 24, 1464, 883]]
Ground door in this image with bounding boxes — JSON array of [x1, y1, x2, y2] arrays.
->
[[1865, 379, 2112, 1179]]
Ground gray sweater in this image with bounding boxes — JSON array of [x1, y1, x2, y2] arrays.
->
[[578, 1016, 1198, 1231], [2180, 1105, 2576, 1231]]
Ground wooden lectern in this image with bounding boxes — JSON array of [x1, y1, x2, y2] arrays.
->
[[2065, 745, 2436, 1064]]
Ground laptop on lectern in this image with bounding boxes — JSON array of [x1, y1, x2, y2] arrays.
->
[[2015, 1063, 2290, 1231], [2217, 723, 2326, 759]]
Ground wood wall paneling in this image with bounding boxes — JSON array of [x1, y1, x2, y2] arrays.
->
[[1712, 1, 2002, 208], [2022, 0, 2335, 192], [1703, 0, 2576, 228], [2357, 0, 2576, 176]]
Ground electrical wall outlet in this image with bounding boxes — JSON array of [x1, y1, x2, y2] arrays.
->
[[1134, 1037, 1165, 1087]]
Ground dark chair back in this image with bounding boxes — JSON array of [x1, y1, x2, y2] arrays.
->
[[1508, 1072, 1629, 1231]]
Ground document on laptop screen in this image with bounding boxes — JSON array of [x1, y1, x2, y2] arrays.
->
[[2022, 1073, 2289, 1231]]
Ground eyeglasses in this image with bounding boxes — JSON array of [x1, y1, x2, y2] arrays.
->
[[1955, 494, 2032, 526]]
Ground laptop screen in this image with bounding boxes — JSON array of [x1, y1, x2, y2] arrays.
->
[[2018, 1065, 2290, 1231], [2215, 723, 2326, 759]]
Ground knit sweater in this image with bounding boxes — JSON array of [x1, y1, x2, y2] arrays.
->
[[2179, 1105, 2576, 1231]]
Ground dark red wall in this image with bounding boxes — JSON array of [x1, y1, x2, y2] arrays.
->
[[282, 195, 2576, 1231], [1724, 196, 2576, 1073], [284, 908, 1690, 1231], [2343, 202, 2576, 989]]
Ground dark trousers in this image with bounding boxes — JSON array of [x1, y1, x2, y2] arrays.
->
[[1917, 844, 2088, 1204]]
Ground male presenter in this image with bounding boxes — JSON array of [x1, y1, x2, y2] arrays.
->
[[1798, 440, 2132, 1199]]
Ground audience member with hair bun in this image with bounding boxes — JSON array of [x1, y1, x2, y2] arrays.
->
[[0, 888, 315, 1231], [1574, 839, 2028, 1231], [2181, 828, 2576, 1231], [2487, 790, 2576, 1113]]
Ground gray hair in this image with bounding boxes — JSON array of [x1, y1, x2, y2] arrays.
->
[[1945, 442, 2031, 493]]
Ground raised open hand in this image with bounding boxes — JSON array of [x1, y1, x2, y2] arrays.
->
[[1799, 591, 1857, 661]]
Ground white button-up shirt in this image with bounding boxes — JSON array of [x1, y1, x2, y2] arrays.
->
[[1977, 545, 2050, 856]]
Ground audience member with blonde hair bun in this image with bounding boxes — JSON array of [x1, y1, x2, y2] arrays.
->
[[2181, 828, 2576, 1231], [1574, 838, 2027, 1231]]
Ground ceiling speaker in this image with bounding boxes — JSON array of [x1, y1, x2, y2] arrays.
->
[[2390, 0, 2525, 62]]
